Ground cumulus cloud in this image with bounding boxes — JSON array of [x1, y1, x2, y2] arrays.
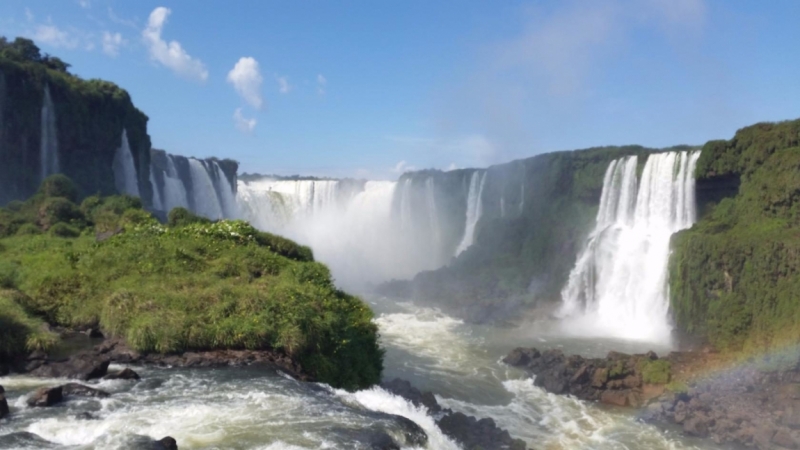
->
[[33, 24, 79, 49], [233, 108, 257, 133], [227, 57, 264, 109], [317, 74, 327, 95], [142, 7, 208, 81], [276, 76, 291, 94], [102, 31, 125, 57]]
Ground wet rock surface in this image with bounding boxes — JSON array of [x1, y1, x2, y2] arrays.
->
[[503, 347, 665, 407], [381, 378, 527, 450], [17, 337, 308, 382], [0, 385, 8, 419], [27, 386, 63, 407], [505, 347, 800, 450]]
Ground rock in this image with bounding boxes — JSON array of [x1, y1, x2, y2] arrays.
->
[[60, 382, 110, 398], [503, 348, 540, 367], [683, 414, 713, 437], [600, 390, 629, 407], [380, 378, 440, 413], [645, 351, 659, 360], [30, 354, 109, 380], [85, 328, 104, 338], [104, 368, 141, 380], [0, 390, 9, 419], [437, 412, 527, 450], [570, 364, 592, 384], [773, 428, 799, 449], [157, 437, 178, 450], [27, 386, 64, 407], [75, 412, 99, 420], [592, 368, 609, 388]]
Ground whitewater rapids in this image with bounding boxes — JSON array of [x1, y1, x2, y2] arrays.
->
[[1, 300, 718, 449]]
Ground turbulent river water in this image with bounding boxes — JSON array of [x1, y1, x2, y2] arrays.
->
[[0, 299, 720, 450]]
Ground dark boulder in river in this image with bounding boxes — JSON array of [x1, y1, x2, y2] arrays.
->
[[60, 382, 110, 398], [29, 353, 109, 380], [27, 386, 63, 407], [104, 367, 141, 380], [0, 385, 9, 419]]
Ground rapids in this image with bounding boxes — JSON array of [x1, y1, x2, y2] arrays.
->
[[0, 300, 720, 450]]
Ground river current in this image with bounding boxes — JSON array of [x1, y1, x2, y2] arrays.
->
[[0, 299, 719, 450]]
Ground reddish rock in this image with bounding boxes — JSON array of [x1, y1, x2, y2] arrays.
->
[[600, 390, 629, 407], [27, 386, 63, 407]]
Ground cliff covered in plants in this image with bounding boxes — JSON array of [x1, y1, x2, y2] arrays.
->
[[0, 37, 152, 206], [670, 119, 800, 352], [0, 175, 383, 390]]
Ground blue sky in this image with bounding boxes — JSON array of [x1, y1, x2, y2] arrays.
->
[[1, 1, 799, 179]]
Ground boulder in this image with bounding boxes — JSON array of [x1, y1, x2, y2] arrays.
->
[[27, 386, 63, 407], [773, 428, 800, 449], [60, 382, 110, 398], [600, 390, 629, 407], [380, 378, 440, 413], [0, 385, 9, 419], [157, 437, 178, 450], [437, 412, 527, 450], [503, 348, 540, 367], [30, 354, 109, 380], [104, 368, 141, 380], [683, 414, 713, 437]]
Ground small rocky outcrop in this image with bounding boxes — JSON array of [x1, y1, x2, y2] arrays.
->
[[503, 348, 668, 407], [156, 436, 178, 450], [0, 385, 9, 419], [27, 386, 64, 407], [104, 367, 141, 380], [381, 378, 527, 450]]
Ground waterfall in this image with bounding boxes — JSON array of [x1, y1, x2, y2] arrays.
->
[[112, 129, 140, 197], [455, 171, 487, 256], [161, 156, 190, 212], [149, 169, 164, 211], [425, 177, 441, 250], [188, 158, 225, 220], [209, 161, 238, 218], [558, 150, 701, 344], [40, 85, 59, 181], [399, 178, 413, 229]]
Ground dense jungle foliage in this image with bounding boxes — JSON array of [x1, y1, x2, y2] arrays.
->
[[670, 119, 800, 352], [0, 175, 383, 390]]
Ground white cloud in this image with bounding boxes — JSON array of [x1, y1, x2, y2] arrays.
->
[[446, 162, 459, 171], [276, 76, 291, 94], [78, 0, 91, 9], [391, 160, 417, 174], [102, 31, 125, 57], [233, 108, 257, 133], [142, 7, 208, 82], [33, 24, 79, 49], [227, 57, 264, 109], [317, 74, 327, 95], [25, 8, 34, 22]]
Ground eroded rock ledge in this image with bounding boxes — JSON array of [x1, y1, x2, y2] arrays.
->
[[504, 347, 800, 450]]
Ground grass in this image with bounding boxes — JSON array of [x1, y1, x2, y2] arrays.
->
[[0, 176, 383, 390], [0, 289, 58, 357]]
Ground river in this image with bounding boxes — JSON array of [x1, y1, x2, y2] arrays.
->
[[0, 299, 721, 449]]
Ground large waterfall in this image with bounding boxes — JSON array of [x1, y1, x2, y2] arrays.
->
[[558, 150, 701, 344], [112, 129, 140, 197], [40, 85, 59, 181], [455, 171, 487, 256]]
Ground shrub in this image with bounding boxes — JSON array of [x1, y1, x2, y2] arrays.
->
[[15, 223, 41, 236], [39, 174, 78, 203], [168, 207, 211, 227], [48, 222, 80, 238], [38, 197, 84, 230], [639, 359, 671, 384], [0, 290, 58, 357]]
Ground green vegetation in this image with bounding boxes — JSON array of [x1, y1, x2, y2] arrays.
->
[[0, 176, 383, 390], [670, 119, 800, 353], [638, 359, 671, 384], [0, 290, 58, 358], [665, 381, 689, 394], [0, 37, 152, 206]]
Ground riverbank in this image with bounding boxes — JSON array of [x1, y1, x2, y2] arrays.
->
[[504, 345, 800, 449]]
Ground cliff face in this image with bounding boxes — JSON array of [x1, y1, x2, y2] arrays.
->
[[669, 119, 800, 351], [0, 48, 152, 206], [384, 145, 674, 321]]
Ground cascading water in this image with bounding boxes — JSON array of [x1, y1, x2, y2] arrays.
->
[[112, 129, 140, 197], [39, 85, 59, 181], [188, 159, 225, 220], [454, 171, 487, 256], [161, 156, 190, 212], [558, 150, 701, 344], [424, 177, 441, 251]]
